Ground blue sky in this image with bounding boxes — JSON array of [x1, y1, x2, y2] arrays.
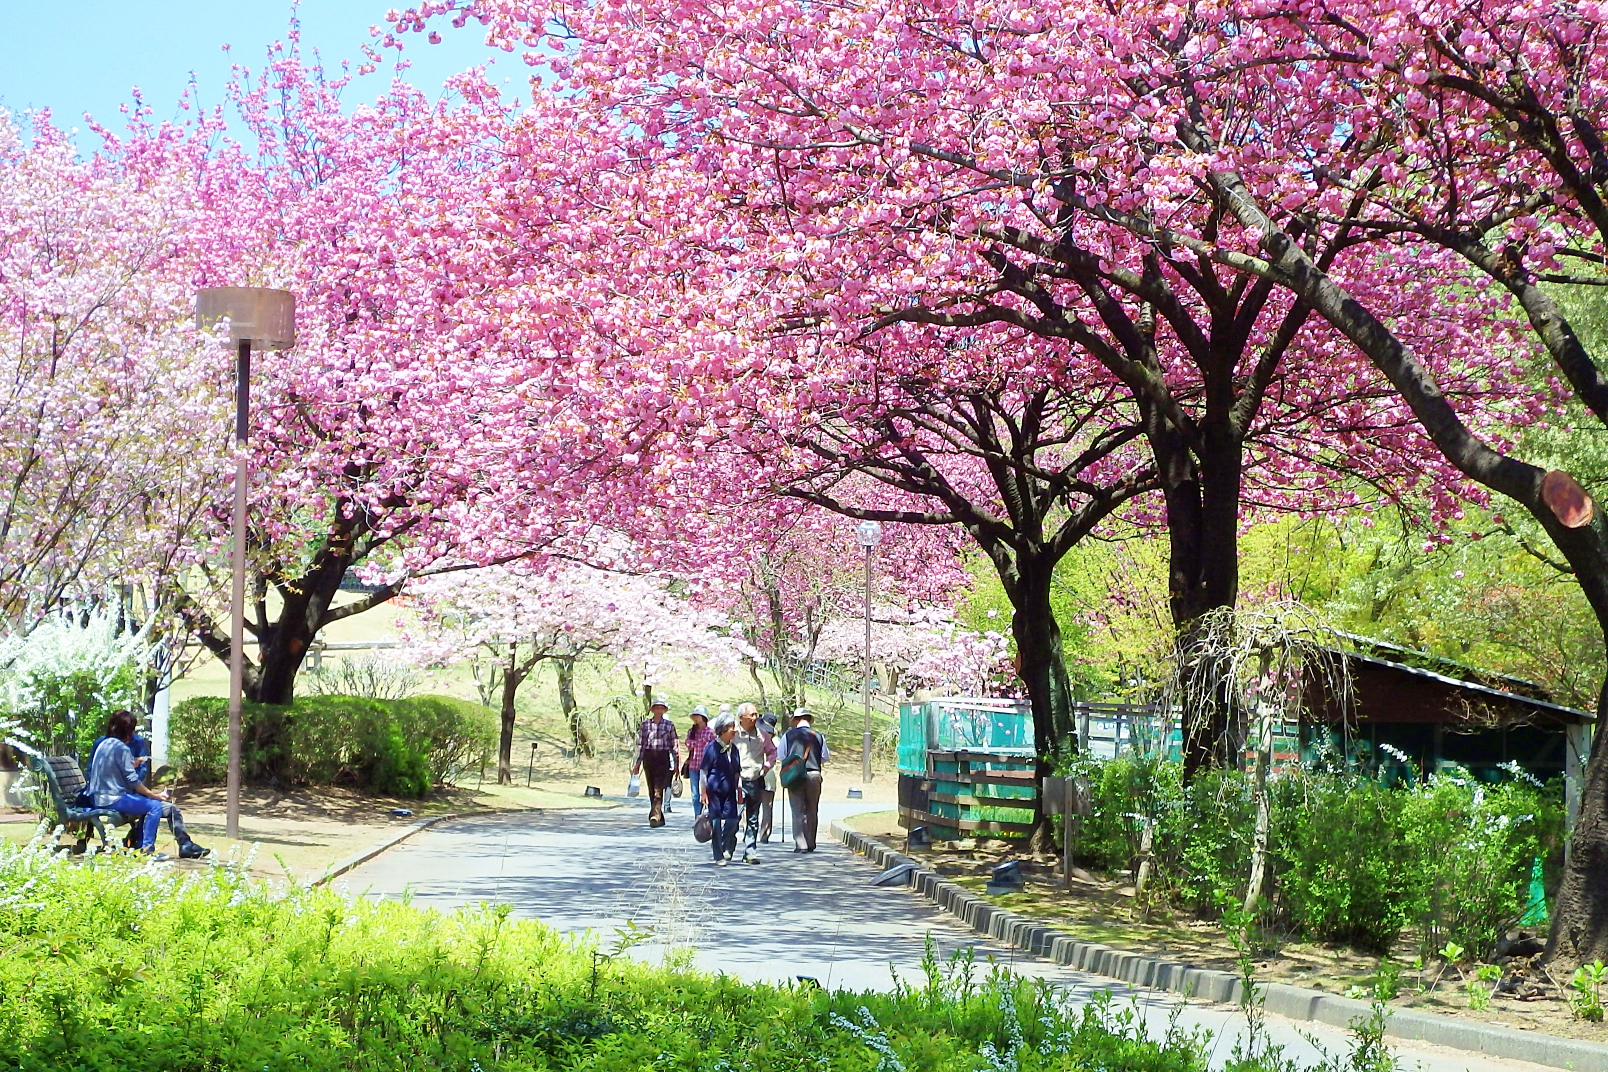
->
[[0, 2, 511, 135]]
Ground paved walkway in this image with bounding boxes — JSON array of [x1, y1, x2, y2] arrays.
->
[[345, 796, 1545, 1072]]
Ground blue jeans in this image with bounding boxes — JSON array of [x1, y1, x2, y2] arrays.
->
[[689, 769, 704, 817], [111, 794, 193, 852], [710, 811, 739, 861]]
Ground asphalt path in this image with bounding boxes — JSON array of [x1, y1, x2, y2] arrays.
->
[[344, 794, 1546, 1072]]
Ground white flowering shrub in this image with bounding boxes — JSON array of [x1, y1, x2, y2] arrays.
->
[[0, 605, 150, 758]]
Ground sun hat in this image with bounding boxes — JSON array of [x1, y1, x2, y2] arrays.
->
[[690, 704, 709, 721], [792, 708, 813, 722], [650, 699, 669, 712]]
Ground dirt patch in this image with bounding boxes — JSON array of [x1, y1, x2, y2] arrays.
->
[[3, 780, 612, 885], [849, 822, 1608, 1044]]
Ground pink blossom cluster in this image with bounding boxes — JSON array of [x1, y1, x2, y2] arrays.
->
[[405, 562, 756, 685]]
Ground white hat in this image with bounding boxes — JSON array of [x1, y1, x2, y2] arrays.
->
[[792, 708, 813, 722]]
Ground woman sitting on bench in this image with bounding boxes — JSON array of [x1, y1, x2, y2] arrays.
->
[[87, 710, 210, 860]]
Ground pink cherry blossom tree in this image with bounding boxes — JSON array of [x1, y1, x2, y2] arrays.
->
[[0, 110, 232, 632], [903, 626, 1017, 699], [165, 43, 616, 705], [694, 499, 968, 710], [387, 0, 1538, 780], [409, 563, 752, 781], [1133, 0, 1608, 967]]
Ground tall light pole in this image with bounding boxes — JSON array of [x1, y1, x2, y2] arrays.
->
[[855, 520, 883, 783], [196, 287, 295, 839]]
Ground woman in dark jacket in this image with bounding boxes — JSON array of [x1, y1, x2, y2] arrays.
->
[[700, 713, 743, 865]]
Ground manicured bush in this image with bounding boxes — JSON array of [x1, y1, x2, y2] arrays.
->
[[1068, 755, 1562, 956], [169, 693, 494, 795], [0, 836, 1265, 1072]]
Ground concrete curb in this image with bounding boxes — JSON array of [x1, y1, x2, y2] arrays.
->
[[833, 821, 1608, 1072], [309, 812, 464, 888]]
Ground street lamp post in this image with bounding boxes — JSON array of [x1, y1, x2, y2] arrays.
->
[[855, 520, 883, 783], [196, 287, 295, 839]]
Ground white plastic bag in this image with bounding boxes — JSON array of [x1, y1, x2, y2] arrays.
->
[[627, 773, 641, 797]]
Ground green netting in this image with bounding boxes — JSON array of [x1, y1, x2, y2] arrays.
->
[[897, 700, 1034, 774]]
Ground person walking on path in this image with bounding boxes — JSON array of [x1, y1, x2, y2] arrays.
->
[[780, 708, 827, 853], [758, 712, 780, 842], [734, 703, 776, 863], [700, 712, 743, 865], [87, 710, 209, 859], [682, 706, 715, 819], [631, 700, 679, 827]]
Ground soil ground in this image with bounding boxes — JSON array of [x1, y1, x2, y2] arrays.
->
[[848, 811, 1608, 1044], [0, 779, 613, 884]]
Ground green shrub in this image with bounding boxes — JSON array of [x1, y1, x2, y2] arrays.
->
[[1400, 773, 1560, 958], [1071, 756, 1563, 956], [1162, 770, 1256, 914], [1066, 753, 1178, 874], [169, 693, 493, 796], [0, 837, 1261, 1072], [1271, 773, 1414, 952]]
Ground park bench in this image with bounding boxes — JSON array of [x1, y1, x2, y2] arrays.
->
[[28, 753, 132, 852]]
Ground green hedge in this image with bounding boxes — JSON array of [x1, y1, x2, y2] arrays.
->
[[1066, 755, 1560, 956], [0, 838, 1273, 1072], [169, 693, 494, 797]]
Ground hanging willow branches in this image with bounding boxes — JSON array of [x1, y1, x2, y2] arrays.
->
[[1159, 600, 1355, 911]]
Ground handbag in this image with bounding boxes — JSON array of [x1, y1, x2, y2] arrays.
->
[[693, 812, 713, 843], [779, 754, 806, 789], [779, 731, 814, 789], [627, 773, 641, 797], [671, 772, 685, 799]]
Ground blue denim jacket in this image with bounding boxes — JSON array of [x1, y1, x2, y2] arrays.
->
[[86, 737, 143, 808], [700, 740, 743, 798]]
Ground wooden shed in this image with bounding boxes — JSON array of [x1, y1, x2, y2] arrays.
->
[[1303, 635, 1593, 836]]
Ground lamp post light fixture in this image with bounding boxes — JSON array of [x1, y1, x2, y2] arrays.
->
[[854, 519, 883, 784], [196, 287, 295, 839]]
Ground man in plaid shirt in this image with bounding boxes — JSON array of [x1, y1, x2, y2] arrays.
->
[[631, 700, 679, 827]]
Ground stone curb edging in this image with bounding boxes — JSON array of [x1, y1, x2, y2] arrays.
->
[[309, 812, 464, 888], [832, 821, 1608, 1072]]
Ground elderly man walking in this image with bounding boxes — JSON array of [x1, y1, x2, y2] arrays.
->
[[779, 708, 827, 852], [758, 712, 780, 842], [631, 699, 679, 827], [734, 703, 776, 863]]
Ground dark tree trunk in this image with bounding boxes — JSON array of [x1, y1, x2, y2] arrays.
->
[[1553, 673, 1608, 967], [1005, 555, 1077, 856], [746, 658, 771, 712], [498, 648, 520, 785], [1150, 412, 1247, 780], [1005, 551, 1078, 801], [1534, 520, 1608, 967], [556, 656, 592, 758], [177, 502, 408, 711]]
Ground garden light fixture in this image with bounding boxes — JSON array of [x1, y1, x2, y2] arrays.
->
[[196, 287, 295, 840], [854, 520, 883, 783]]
